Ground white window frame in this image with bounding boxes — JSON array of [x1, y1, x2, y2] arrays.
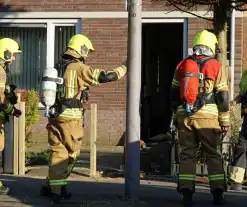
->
[[0, 18, 81, 68], [142, 18, 188, 59], [0, 18, 81, 108]]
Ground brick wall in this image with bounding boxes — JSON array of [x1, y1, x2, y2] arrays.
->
[[6, 0, 125, 11], [6, 0, 209, 12], [82, 18, 128, 145], [234, 17, 243, 94], [243, 16, 247, 70]]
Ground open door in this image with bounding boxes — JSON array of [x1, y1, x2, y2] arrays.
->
[[141, 22, 184, 142]]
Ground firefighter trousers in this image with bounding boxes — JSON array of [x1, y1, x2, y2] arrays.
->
[[177, 116, 226, 193], [229, 116, 247, 183], [46, 118, 83, 195]]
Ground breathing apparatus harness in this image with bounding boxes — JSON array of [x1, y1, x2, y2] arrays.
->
[[43, 58, 89, 118], [183, 56, 216, 115]]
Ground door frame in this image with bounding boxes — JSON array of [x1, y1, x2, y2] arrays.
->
[[142, 18, 188, 59]]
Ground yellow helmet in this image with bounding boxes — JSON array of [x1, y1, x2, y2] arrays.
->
[[0, 38, 21, 62], [67, 34, 94, 58], [193, 30, 218, 54]]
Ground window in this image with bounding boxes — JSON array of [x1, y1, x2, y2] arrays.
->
[[54, 26, 76, 64], [0, 25, 47, 90], [0, 19, 79, 91]]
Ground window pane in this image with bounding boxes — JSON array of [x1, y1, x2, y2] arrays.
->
[[0, 27, 47, 90], [54, 26, 76, 64]]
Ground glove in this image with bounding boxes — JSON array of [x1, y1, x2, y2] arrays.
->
[[242, 107, 247, 114], [12, 107, 22, 118], [123, 60, 127, 68]]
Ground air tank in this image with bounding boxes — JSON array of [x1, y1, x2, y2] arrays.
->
[[40, 67, 63, 117]]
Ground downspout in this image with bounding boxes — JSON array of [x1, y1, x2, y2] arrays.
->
[[230, 3, 236, 100]]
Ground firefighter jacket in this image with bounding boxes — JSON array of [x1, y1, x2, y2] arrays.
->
[[171, 58, 230, 127], [58, 49, 127, 119], [0, 64, 15, 121]]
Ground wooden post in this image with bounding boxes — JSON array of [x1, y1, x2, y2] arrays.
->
[[3, 117, 14, 173], [90, 103, 97, 177], [13, 94, 21, 175], [18, 100, 25, 175]]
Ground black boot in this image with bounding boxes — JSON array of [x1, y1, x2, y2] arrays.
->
[[61, 185, 72, 200], [50, 186, 72, 204], [180, 188, 195, 206], [51, 193, 61, 204], [0, 184, 10, 195], [212, 188, 225, 205], [40, 185, 51, 197]]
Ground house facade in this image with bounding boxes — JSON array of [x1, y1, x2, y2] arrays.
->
[[1, 1, 246, 144]]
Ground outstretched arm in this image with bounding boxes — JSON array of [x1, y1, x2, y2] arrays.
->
[[81, 63, 127, 86]]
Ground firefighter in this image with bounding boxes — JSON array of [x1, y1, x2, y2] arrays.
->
[[228, 70, 247, 191], [0, 38, 22, 194], [170, 30, 229, 205], [40, 34, 127, 203]]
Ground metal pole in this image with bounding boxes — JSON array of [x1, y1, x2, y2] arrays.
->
[[230, 2, 235, 100], [125, 0, 142, 199]]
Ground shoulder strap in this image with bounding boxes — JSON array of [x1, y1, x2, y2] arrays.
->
[[189, 56, 213, 73], [191, 56, 214, 91], [55, 59, 77, 79], [55, 59, 77, 101]]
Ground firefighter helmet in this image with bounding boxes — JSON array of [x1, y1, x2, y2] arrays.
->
[[67, 34, 94, 58], [193, 30, 218, 54], [0, 38, 21, 62]]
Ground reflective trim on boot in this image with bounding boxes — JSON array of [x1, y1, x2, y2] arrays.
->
[[230, 166, 245, 184], [0, 185, 10, 195]]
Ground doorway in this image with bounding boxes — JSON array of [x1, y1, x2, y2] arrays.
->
[[141, 21, 185, 142]]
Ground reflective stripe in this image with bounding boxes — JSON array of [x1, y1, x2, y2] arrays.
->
[[59, 108, 82, 119], [66, 70, 77, 98], [208, 174, 225, 181], [113, 66, 127, 79], [179, 174, 196, 181], [66, 158, 77, 178], [205, 81, 214, 93], [4, 103, 13, 114], [230, 166, 245, 183], [215, 82, 228, 90], [0, 83, 5, 88], [177, 104, 218, 116], [218, 114, 230, 124], [172, 79, 180, 88], [0, 112, 5, 120], [92, 69, 101, 85], [49, 179, 68, 186]]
